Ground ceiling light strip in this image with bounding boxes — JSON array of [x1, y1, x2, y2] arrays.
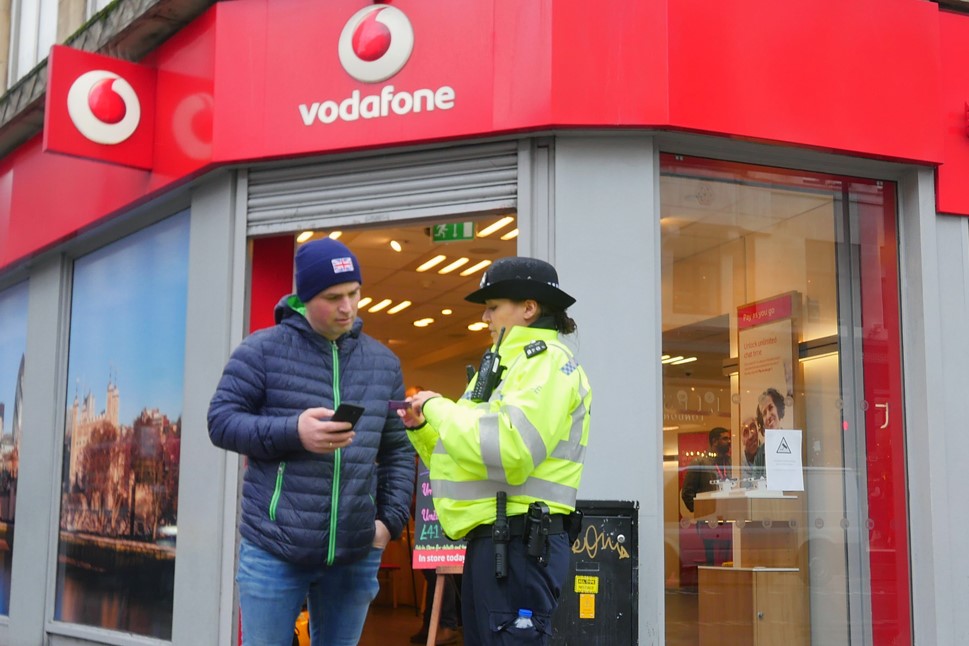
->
[[477, 216, 515, 238], [417, 255, 447, 272], [387, 300, 412, 314], [368, 299, 393, 313], [439, 257, 470, 274], [459, 259, 491, 276]]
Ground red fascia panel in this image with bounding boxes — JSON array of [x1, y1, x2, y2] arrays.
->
[[7, 0, 969, 274], [150, 7, 218, 178], [0, 10, 217, 271], [492, 0, 553, 128], [0, 162, 15, 266], [936, 11, 969, 216], [667, 0, 943, 164], [547, 1, 669, 125], [210, 0, 270, 161], [0, 134, 152, 267]]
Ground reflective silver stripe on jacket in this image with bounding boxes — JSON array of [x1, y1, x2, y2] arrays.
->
[[430, 477, 579, 507], [550, 379, 590, 462], [431, 400, 491, 456], [478, 404, 547, 478]]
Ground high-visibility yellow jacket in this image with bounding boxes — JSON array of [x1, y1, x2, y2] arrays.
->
[[409, 324, 592, 539]]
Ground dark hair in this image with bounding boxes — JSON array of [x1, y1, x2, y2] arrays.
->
[[510, 299, 578, 334], [708, 426, 730, 446], [541, 305, 577, 334], [549, 310, 578, 334], [756, 388, 786, 428]]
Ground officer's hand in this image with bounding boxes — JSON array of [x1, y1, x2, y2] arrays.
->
[[298, 407, 355, 454], [398, 391, 440, 427]]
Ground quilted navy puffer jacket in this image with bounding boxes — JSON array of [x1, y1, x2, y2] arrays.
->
[[207, 295, 415, 567]]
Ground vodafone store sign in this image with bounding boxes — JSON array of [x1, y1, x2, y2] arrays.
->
[[67, 71, 141, 144], [299, 5, 455, 126], [44, 45, 156, 169]]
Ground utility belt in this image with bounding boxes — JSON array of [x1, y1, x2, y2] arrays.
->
[[473, 494, 584, 579], [465, 513, 567, 541]]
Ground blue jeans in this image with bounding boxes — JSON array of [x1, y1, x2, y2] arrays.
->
[[237, 538, 383, 646]]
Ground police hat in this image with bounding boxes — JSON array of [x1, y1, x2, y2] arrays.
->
[[465, 257, 576, 309]]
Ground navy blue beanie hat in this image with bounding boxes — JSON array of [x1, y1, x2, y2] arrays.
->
[[295, 238, 363, 302]]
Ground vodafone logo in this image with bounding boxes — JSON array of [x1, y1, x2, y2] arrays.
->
[[299, 5, 455, 127], [338, 5, 414, 83], [67, 70, 141, 145]]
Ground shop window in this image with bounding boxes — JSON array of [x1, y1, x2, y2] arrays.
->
[[661, 155, 910, 646], [54, 212, 189, 640], [0, 280, 28, 616]]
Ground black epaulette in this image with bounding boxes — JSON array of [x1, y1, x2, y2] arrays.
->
[[524, 340, 547, 358]]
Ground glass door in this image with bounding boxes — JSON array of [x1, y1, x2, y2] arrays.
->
[[660, 154, 910, 646]]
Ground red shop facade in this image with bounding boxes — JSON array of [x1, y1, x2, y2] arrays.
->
[[1, 1, 968, 645]]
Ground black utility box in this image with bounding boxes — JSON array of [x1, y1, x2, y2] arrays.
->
[[551, 500, 639, 645]]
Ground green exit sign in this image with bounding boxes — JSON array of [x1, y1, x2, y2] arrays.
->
[[431, 222, 475, 242]]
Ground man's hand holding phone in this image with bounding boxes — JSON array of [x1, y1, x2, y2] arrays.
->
[[298, 404, 362, 454]]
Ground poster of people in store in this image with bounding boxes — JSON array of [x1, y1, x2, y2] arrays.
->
[[737, 293, 798, 484], [0, 280, 28, 616], [55, 212, 189, 640]]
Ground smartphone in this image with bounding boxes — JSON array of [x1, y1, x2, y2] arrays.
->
[[331, 403, 365, 427], [387, 400, 410, 412]]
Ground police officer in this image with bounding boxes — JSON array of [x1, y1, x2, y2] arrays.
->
[[399, 257, 592, 645]]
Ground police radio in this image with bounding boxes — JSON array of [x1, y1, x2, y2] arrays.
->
[[470, 327, 506, 403]]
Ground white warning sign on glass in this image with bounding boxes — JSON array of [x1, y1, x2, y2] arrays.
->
[[765, 429, 804, 491]]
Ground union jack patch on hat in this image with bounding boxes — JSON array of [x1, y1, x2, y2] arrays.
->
[[332, 257, 355, 273]]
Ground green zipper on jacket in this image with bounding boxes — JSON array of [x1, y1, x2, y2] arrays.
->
[[328, 340, 342, 566], [271, 296, 344, 564], [269, 462, 285, 521], [269, 295, 309, 524]]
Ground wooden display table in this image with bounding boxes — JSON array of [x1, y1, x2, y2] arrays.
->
[[693, 491, 810, 646], [698, 566, 808, 646]]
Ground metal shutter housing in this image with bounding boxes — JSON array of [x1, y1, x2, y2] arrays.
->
[[246, 141, 518, 235]]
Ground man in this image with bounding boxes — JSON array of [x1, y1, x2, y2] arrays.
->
[[399, 257, 591, 646], [208, 238, 414, 646], [680, 427, 732, 566], [680, 427, 732, 514]]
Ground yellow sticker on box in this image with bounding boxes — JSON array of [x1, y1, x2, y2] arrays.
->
[[574, 576, 599, 594], [579, 593, 596, 619]]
